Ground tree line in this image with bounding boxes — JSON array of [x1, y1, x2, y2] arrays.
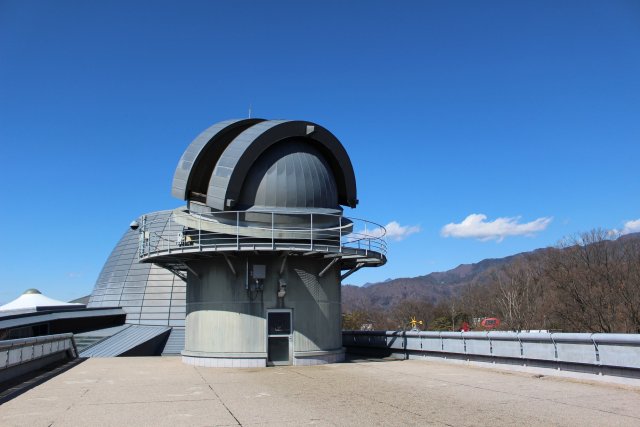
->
[[342, 230, 640, 333]]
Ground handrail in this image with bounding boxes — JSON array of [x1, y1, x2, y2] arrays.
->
[[138, 209, 388, 260], [0, 333, 75, 351], [342, 330, 640, 371], [1, 333, 77, 372]]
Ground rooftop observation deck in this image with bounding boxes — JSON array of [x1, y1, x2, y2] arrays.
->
[[137, 209, 387, 276], [2, 356, 639, 426]]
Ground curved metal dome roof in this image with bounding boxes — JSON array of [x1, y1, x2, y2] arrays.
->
[[238, 139, 339, 211], [171, 119, 358, 211]]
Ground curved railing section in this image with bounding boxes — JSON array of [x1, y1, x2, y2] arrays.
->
[[137, 209, 387, 264]]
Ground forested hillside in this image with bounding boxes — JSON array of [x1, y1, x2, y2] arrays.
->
[[342, 231, 640, 333]]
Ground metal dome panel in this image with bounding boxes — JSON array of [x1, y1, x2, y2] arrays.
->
[[205, 120, 358, 210], [171, 119, 265, 202], [238, 139, 338, 210]]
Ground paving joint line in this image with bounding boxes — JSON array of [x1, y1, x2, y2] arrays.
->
[[195, 367, 242, 426], [81, 397, 217, 406]]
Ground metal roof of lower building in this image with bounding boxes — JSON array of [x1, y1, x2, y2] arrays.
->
[[80, 324, 171, 357], [161, 327, 185, 355], [0, 307, 126, 330]]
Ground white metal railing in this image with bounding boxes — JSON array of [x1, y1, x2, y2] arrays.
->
[[138, 210, 387, 260]]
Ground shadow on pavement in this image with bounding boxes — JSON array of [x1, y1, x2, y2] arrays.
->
[[0, 357, 87, 405]]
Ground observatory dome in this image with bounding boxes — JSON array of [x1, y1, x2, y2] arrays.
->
[[84, 118, 386, 362], [237, 139, 339, 212], [171, 119, 359, 212]]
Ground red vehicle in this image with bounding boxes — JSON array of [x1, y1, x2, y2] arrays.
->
[[480, 317, 501, 330]]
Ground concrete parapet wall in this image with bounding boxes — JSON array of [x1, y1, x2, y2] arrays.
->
[[0, 333, 76, 384], [343, 330, 640, 373]]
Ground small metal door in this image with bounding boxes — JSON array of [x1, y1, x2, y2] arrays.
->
[[267, 309, 292, 366]]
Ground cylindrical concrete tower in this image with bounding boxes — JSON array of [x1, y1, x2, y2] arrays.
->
[[138, 119, 386, 367]]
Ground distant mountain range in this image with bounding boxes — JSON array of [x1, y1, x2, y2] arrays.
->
[[342, 255, 514, 311], [342, 233, 640, 312]]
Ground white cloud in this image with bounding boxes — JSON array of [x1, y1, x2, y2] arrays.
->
[[358, 221, 421, 241], [621, 218, 640, 235], [441, 213, 552, 242], [383, 221, 421, 241]]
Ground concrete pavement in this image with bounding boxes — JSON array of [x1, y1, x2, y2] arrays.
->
[[1, 356, 639, 426]]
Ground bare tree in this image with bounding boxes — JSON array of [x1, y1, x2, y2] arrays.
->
[[614, 236, 640, 332], [459, 280, 496, 328], [343, 229, 640, 333], [388, 299, 434, 330], [490, 258, 544, 331], [544, 229, 627, 332]]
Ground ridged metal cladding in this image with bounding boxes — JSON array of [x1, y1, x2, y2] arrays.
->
[[237, 139, 339, 211], [171, 119, 265, 201], [87, 210, 186, 327], [171, 119, 358, 211]]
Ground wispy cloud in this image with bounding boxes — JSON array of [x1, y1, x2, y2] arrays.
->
[[622, 219, 640, 235], [358, 221, 421, 241], [441, 213, 552, 242], [67, 272, 82, 278], [609, 218, 640, 236], [611, 218, 640, 236], [383, 221, 421, 241]]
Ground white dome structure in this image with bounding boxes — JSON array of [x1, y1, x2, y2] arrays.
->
[[0, 289, 84, 315]]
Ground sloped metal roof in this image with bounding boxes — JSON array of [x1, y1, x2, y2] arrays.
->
[[80, 324, 170, 357], [0, 308, 125, 330], [161, 326, 185, 355], [75, 323, 131, 338]]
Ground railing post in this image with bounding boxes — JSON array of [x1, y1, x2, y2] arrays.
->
[[143, 215, 148, 256], [339, 216, 342, 252], [310, 213, 314, 251], [272, 212, 275, 249], [198, 215, 201, 250], [138, 221, 144, 258], [236, 211, 240, 250]]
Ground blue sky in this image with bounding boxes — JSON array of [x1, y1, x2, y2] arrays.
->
[[1, 1, 639, 303]]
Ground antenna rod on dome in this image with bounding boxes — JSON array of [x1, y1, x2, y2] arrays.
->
[[248, 103, 252, 118]]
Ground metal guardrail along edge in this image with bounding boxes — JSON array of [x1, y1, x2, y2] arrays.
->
[[342, 330, 640, 371], [1, 333, 77, 372]]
